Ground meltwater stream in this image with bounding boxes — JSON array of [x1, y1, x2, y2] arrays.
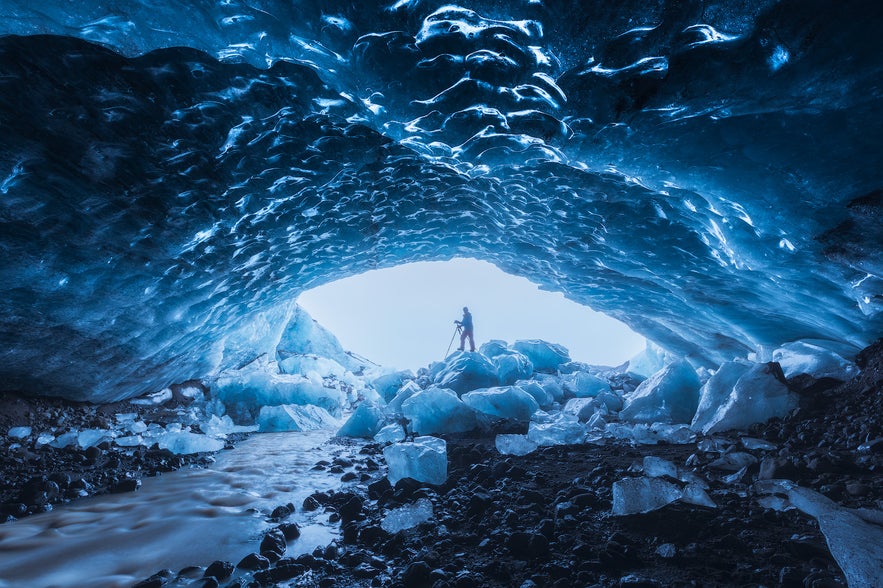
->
[[0, 430, 360, 588]]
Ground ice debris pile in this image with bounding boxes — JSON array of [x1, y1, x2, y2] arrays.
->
[[1, 0, 881, 404]]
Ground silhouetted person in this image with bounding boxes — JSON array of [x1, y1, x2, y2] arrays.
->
[[455, 307, 475, 352]]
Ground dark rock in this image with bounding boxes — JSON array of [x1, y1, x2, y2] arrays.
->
[[318, 578, 337, 587], [260, 528, 286, 559], [237, 552, 270, 570], [367, 477, 391, 500], [508, 531, 549, 559], [619, 574, 661, 587], [133, 569, 175, 588], [203, 560, 234, 581], [277, 522, 301, 539], [270, 503, 294, 521], [302, 494, 322, 511], [255, 563, 307, 583], [352, 562, 379, 578], [197, 577, 219, 588], [335, 493, 363, 522], [401, 561, 432, 587], [110, 478, 141, 493], [759, 457, 800, 480]]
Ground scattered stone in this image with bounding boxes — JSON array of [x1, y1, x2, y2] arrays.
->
[[203, 560, 233, 581]]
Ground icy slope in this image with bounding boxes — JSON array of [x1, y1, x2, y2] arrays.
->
[[0, 0, 881, 400]]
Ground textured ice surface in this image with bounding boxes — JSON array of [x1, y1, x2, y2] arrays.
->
[[461, 386, 540, 422], [256, 404, 339, 433], [494, 353, 534, 386], [495, 434, 538, 456], [386, 381, 422, 415], [214, 362, 343, 416], [157, 431, 225, 455], [373, 371, 416, 403], [77, 429, 112, 448], [381, 498, 434, 533], [337, 403, 385, 438], [772, 341, 860, 381], [384, 436, 447, 486], [512, 340, 571, 371], [528, 413, 587, 446], [692, 363, 797, 434], [515, 381, 553, 408], [401, 388, 478, 435], [0, 1, 881, 401], [620, 361, 701, 424], [605, 422, 696, 445], [755, 480, 883, 588], [563, 372, 611, 398], [613, 477, 715, 515], [373, 423, 406, 444], [627, 342, 671, 380], [433, 352, 499, 396], [7, 427, 31, 439]]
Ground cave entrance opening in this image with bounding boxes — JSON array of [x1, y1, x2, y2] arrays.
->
[[297, 257, 646, 371]]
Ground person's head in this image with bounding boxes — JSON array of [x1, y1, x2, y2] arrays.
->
[[463, 306, 469, 313]]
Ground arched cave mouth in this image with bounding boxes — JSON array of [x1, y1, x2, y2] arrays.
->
[[297, 258, 647, 371]]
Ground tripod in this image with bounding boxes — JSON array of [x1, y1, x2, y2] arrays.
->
[[445, 324, 463, 358]]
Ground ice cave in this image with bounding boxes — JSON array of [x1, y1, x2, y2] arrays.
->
[[0, 0, 881, 587]]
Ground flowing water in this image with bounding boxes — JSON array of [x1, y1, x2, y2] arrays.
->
[[0, 430, 360, 588]]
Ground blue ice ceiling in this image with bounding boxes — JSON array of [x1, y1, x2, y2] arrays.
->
[[0, 0, 881, 401]]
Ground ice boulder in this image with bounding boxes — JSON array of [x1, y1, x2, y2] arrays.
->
[[690, 361, 750, 432], [563, 397, 599, 421], [78, 429, 112, 448], [494, 352, 534, 385], [374, 423, 406, 444], [381, 498, 434, 533], [383, 436, 447, 486], [256, 404, 339, 432], [515, 380, 553, 408], [372, 370, 416, 403], [158, 431, 225, 454], [626, 341, 669, 380], [534, 373, 564, 401], [612, 477, 715, 515], [479, 340, 510, 358], [401, 387, 478, 435], [512, 340, 570, 371], [337, 403, 385, 438], [433, 352, 499, 395], [275, 305, 363, 371], [527, 413, 586, 446], [772, 341, 859, 381], [462, 386, 539, 422], [278, 354, 347, 379], [692, 363, 797, 434], [387, 380, 422, 415], [495, 434, 538, 456], [563, 371, 610, 398], [620, 360, 701, 424], [214, 362, 344, 416]]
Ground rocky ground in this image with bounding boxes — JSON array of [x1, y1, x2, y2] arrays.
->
[[132, 342, 882, 588], [0, 382, 235, 520]]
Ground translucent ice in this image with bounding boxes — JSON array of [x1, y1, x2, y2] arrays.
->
[[612, 477, 715, 515], [115, 435, 144, 447], [49, 431, 78, 449], [515, 380, 553, 408], [381, 498, 434, 533], [387, 381, 422, 415], [256, 404, 339, 432], [276, 305, 363, 372], [383, 436, 447, 486], [494, 352, 535, 386], [534, 374, 564, 402], [495, 434, 538, 456], [755, 480, 883, 588], [479, 340, 510, 359], [157, 430, 225, 454], [563, 371, 610, 398], [692, 363, 797, 434], [642, 456, 678, 479], [214, 361, 344, 416], [620, 360, 701, 424], [401, 388, 478, 435], [372, 370, 416, 403], [202, 414, 258, 437], [433, 352, 499, 395], [7, 426, 31, 439], [130, 388, 173, 406], [278, 355, 347, 379], [527, 413, 586, 446], [512, 340, 570, 371], [563, 397, 598, 421], [373, 423, 406, 444], [626, 341, 670, 380], [337, 403, 385, 438], [772, 340, 860, 381], [78, 429, 112, 448], [461, 386, 539, 422], [605, 422, 695, 445]]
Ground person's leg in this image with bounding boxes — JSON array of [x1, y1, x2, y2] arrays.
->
[[458, 330, 466, 351], [467, 330, 475, 352]]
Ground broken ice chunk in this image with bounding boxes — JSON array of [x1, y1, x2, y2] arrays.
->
[[383, 436, 447, 486], [380, 498, 434, 533], [563, 371, 610, 398], [401, 387, 478, 435], [7, 426, 31, 439], [49, 430, 78, 449], [643, 456, 678, 479], [35, 432, 55, 446], [708, 451, 757, 471], [372, 370, 416, 402], [257, 404, 339, 432], [612, 477, 684, 515], [527, 414, 586, 446], [130, 388, 173, 405], [78, 429, 112, 448], [740, 437, 777, 451], [336, 403, 385, 438], [115, 435, 144, 447], [462, 386, 539, 422], [495, 434, 538, 456], [772, 340, 859, 381], [373, 423, 406, 444], [512, 340, 570, 370], [157, 431, 225, 454], [494, 352, 534, 385], [620, 360, 700, 424]]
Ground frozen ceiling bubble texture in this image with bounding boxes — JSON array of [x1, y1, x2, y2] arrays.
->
[[0, 0, 881, 401]]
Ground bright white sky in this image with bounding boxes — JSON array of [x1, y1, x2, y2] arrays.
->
[[297, 258, 646, 371]]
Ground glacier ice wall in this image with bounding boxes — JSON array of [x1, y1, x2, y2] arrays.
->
[[0, 0, 881, 401]]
